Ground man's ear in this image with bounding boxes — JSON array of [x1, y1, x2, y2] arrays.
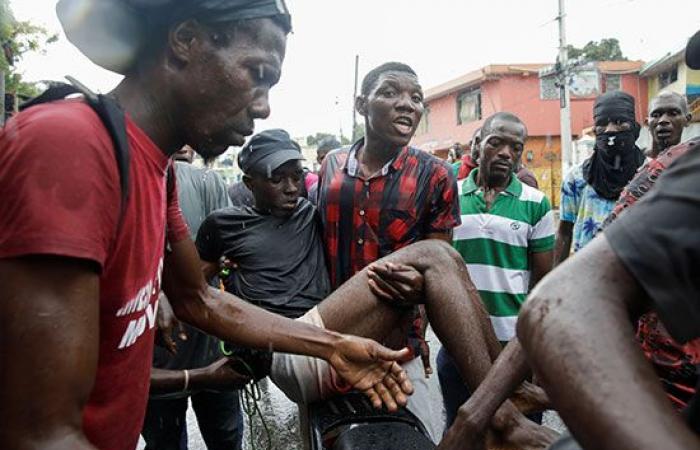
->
[[355, 95, 368, 116], [644, 117, 650, 127], [168, 20, 201, 66], [471, 136, 482, 162], [685, 113, 693, 125]]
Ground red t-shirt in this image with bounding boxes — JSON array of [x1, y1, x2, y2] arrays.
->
[[0, 100, 189, 450], [457, 154, 478, 180]]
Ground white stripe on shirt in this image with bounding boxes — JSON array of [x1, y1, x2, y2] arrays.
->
[[466, 263, 530, 294]]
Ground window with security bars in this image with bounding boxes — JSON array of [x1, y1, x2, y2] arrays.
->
[[456, 89, 481, 125], [659, 66, 678, 88], [417, 107, 430, 134], [604, 74, 621, 92]]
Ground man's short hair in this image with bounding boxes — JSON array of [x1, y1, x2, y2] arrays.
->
[[479, 112, 527, 139], [450, 143, 463, 159], [650, 91, 689, 115], [361, 62, 417, 96]]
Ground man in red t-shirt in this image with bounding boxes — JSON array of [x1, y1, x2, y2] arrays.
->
[[0, 2, 417, 450]]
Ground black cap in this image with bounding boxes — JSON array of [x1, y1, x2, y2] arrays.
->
[[687, 29, 700, 70], [238, 129, 304, 176]]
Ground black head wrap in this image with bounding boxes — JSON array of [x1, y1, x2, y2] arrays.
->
[[57, 0, 291, 74], [137, 0, 291, 29], [582, 91, 645, 200], [592, 90, 639, 124]]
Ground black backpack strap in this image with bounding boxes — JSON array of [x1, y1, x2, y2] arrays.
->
[[19, 83, 81, 110], [19, 78, 130, 220], [84, 93, 130, 218]]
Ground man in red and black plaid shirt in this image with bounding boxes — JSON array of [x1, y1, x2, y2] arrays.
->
[[316, 62, 460, 439]]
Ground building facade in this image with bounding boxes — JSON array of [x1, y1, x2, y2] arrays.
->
[[411, 62, 647, 206], [637, 48, 700, 148]]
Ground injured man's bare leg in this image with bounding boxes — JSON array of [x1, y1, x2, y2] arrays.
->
[[311, 239, 556, 448]]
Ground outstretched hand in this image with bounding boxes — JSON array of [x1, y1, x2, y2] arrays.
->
[[367, 262, 424, 306], [328, 335, 414, 411]]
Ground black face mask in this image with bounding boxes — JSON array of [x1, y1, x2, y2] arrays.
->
[[583, 129, 645, 200], [594, 130, 637, 168]]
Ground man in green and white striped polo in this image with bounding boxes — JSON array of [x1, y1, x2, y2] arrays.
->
[[437, 112, 555, 428]]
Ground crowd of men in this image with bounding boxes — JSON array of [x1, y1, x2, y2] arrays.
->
[[1, 1, 699, 450]]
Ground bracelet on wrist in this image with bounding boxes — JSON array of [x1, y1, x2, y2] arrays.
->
[[183, 369, 190, 391]]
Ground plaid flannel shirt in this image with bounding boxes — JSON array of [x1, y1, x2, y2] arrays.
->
[[317, 138, 460, 359]]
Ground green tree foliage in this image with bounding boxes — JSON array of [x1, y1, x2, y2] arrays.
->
[[307, 126, 359, 147], [0, 0, 58, 98], [566, 38, 627, 62], [306, 132, 338, 147]]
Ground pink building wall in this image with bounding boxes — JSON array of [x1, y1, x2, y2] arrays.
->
[[412, 72, 648, 151]]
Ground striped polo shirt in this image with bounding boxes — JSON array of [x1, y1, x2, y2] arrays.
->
[[453, 169, 555, 341]]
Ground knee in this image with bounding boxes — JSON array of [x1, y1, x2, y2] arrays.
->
[[411, 239, 463, 271]]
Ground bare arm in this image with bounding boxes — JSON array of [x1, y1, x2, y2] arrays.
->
[[201, 259, 220, 282], [518, 235, 699, 450], [439, 339, 532, 449], [164, 238, 344, 358], [553, 220, 573, 265], [150, 358, 249, 394], [0, 256, 99, 450], [162, 238, 411, 403], [529, 249, 554, 287]]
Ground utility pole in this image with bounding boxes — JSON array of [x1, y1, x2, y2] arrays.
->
[[557, 0, 572, 177], [351, 54, 359, 141]]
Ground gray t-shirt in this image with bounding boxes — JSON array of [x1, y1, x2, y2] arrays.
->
[[175, 161, 232, 239], [196, 198, 330, 318], [227, 180, 255, 208]]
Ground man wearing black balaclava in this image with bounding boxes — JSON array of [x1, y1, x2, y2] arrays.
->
[[554, 91, 644, 264]]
